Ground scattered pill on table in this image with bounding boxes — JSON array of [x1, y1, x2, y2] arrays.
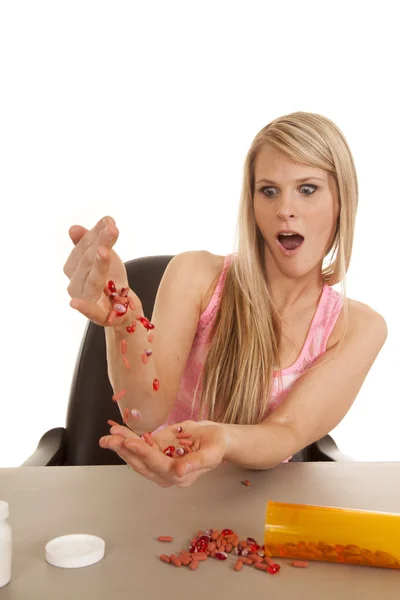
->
[[157, 536, 173, 542], [292, 560, 309, 568], [159, 554, 170, 564]]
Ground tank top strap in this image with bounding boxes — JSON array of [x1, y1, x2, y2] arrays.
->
[[307, 283, 344, 358], [198, 253, 234, 326]]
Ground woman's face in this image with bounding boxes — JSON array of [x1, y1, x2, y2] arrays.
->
[[253, 144, 340, 279]]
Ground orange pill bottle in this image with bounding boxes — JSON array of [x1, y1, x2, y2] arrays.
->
[[264, 501, 400, 569]]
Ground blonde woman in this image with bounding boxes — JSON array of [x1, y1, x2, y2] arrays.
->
[[64, 111, 387, 487]]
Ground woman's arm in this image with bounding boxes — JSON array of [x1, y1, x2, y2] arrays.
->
[[99, 303, 387, 487], [222, 305, 388, 469]]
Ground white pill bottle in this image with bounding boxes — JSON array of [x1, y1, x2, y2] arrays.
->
[[0, 501, 12, 588]]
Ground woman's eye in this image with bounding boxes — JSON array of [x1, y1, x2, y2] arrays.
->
[[261, 184, 318, 197]]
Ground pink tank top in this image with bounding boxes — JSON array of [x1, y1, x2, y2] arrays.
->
[[159, 253, 343, 437]]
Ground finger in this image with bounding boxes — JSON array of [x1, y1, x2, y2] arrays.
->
[[113, 439, 172, 486], [69, 296, 108, 323], [110, 425, 141, 441], [69, 225, 88, 246], [99, 434, 124, 452], [174, 467, 212, 488], [64, 217, 106, 277], [64, 215, 116, 279], [123, 438, 177, 478], [174, 449, 210, 477], [79, 245, 111, 302]]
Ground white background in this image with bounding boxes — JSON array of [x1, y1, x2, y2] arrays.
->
[[0, 1, 398, 467]]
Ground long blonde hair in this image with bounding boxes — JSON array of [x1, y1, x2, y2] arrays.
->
[[196, 111, 358, 425]]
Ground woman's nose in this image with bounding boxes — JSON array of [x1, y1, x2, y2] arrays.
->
[[276, 198, 296, 220]]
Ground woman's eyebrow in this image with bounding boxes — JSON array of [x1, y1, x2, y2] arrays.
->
[[255, 176, 326, 184]]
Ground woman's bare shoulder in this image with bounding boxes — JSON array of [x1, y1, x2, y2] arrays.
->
[[328, 295, 387, 348], [191, 251, 227, 314]]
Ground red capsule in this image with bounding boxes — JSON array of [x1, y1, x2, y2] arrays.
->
[[108, 280, 116, 293], [147, 322, 155, 330], [163, 446, 175, 454], [176, 425, 183, 433], [215, 552, 228, 561], [268, 563, 281, 574], [221, 529, 233, 536], [152, 378, 160, 391], [249, 544, 261, 552], [137, 316, 150, 328], [145, 349, 152, 357]]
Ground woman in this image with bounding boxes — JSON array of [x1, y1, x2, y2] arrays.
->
[[64, 111, 387, 487]]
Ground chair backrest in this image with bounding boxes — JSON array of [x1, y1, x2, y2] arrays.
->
[[64, 255, 174, 465]]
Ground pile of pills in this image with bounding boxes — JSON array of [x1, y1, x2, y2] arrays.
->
[[157, 529, 309, 572]]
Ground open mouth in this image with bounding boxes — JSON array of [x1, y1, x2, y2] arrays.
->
[[276, 232, 305, 252]]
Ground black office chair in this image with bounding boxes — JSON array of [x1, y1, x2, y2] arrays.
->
[[22, 255, 353, 467]]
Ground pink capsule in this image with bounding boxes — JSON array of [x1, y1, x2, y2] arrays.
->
[[106, 309, 117, 325], [176, 426, 183, 433], [122, 407, 130, 424], [114, 303, 127, 315], [120, 340, 128, 354], [131, 409, 141, 420], [164, 450, 173, 458], [111, 388, 127, 401], [175, 447, 185, 456], [142, 432, 153, 446], [144, 349, 152, 357], [148, 333, 154, 343], [292, 561, 309, 568], [123, 355, 130, 369]]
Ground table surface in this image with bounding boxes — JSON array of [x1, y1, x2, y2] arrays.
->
[[0, 462, 399, 600]]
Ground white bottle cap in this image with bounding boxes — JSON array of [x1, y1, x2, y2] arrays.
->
[[0, 501, 9, 520], [45, 534, 105, 569]]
